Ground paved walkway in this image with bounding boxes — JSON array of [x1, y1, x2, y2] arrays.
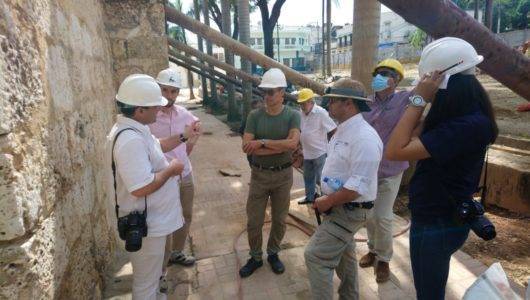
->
[[104, 101, 522, 299]]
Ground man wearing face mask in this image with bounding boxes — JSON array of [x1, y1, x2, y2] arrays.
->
[[358, 59, 411, 283]]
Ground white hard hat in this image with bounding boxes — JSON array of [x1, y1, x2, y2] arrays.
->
[[115, 74, 168, 107], [419, 37, 483, 78], [156, 68, 183, 88], [258, 68, 287, 88]]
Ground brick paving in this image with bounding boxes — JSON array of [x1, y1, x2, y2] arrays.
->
[[104, 99, 523, 300]]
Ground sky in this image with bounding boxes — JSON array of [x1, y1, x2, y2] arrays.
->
[[180, 0, 391, 29]]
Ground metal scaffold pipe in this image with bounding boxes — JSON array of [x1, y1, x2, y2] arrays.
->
[[164, 5, 327, 95], [168, 38, 261, 85]]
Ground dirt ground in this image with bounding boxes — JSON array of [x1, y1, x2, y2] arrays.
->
[[394, 193, 530, 288]]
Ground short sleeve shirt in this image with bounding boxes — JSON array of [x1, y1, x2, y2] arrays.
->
[[108, 115, 184, 237], [363, 90, 411, 178], [149, 105, 199, 178], [408, 111, 494, 218], [245, 106, 301, 167], [321, 114, 383, 202], [300, 104, 337, 160]]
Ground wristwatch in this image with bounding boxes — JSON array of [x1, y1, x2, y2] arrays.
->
[[260, 139, 266, 147], [179, 133, 188, 143], [409, 95, 427, 107]]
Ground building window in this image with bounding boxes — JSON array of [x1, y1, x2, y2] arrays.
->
[[291, 38, 296, 44], [285, 38, 290, 45], [250, 38, 255, 45], [257, 38, 262, 45], [349, 34, 353, 45], [283, 58, 290, 66]]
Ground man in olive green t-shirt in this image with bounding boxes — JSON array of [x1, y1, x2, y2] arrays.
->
[[240, 68, 301, 278]]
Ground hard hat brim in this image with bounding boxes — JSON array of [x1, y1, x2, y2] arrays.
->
[[322, 93, 372, 102], [297, 96, 313, 103], [157, 81, 182, 89], [258, 83, 287, 88], [115, 95, 168, 107]]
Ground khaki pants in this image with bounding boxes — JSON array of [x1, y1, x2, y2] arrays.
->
[[304, 205, 369, 300], [163, 174, 194, 270], [247, 166, 293, 260], [365, 172, 403, 262]]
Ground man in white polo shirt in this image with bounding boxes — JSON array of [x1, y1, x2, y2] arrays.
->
[[108, 74, 198, 300], [297, 88, 336, 205], [304, 78, 383, 300]]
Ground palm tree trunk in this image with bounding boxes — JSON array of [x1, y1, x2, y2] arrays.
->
[[351, 0, 381, 90], [187, 70, 195, 99], [221, 0, 237, 121], [378, 0, 530, 101], [238, 0, 253, 124], [474, 0, 479, 20], [193, 0, 208, 104], [202, 0, 219, 106], [321, 0, 325, 76], [484, 0, 494, 29], [326, 0, 332, 76], [181, 27, 195, 100]]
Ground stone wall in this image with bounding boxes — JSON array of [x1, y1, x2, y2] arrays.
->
[[0, 0, 168, 298], [103, 0, 169, 86]]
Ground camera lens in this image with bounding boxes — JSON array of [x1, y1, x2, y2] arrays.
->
[[125, 230, 143, 252]]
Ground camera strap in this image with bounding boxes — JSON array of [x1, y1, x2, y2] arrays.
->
[[478, 146, 490, 206], [111, 128, 147, 218]]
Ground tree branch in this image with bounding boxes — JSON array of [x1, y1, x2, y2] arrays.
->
[[269, 0, 287, 25]]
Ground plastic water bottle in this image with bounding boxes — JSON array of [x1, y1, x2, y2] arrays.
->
[[323, 177, 343, 192]]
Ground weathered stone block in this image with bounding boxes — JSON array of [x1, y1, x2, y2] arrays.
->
[[484, 147, 530, 215]]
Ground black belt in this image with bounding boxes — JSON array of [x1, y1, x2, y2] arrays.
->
[[343, 201, 374, 210], [251, 162, 292, 172]]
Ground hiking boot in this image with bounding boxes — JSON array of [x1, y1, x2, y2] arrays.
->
[[267, 254, 285, 274], [375, 261, 391, 283], [297, 197, 313, 205], [359, 252, 376, 268], [168, 251, 196, 267], [159, 275, 168, 294], [239, 257, 263, 278]]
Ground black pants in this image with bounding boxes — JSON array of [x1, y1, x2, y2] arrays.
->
[[410, 216, 470, 300]]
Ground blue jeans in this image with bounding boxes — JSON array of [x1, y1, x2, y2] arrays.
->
[[303, 154, 326, 202], [410, 216, 470, 300]]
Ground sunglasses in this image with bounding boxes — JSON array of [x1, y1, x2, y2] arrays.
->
[[375, 70, 398, 78]]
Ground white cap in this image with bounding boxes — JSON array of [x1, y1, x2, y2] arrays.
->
[[419, 37, 483, 77], [115, 74, 168, 107], [156, 68, 183, 88], [258, 68, 287, 88]]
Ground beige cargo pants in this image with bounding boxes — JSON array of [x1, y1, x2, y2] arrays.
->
[[304, 205, 370, 300], [247, 166, 293, 260]]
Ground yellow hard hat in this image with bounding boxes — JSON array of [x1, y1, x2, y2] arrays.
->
[[373, 59, 404, 81], [297, 88, 315, 103]]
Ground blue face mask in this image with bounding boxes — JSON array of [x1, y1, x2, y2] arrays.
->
[[371, 74, 390, 92]]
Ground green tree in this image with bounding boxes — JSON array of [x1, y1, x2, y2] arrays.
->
[[409, 28, 428, 49]]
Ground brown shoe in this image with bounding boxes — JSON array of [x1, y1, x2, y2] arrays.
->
[[375, 261, 390, 283], [359, 252, 376, 268]]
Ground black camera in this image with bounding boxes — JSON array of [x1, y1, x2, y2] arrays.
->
[[456, 199, 496, 241], [117, 211, 148, 252]]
